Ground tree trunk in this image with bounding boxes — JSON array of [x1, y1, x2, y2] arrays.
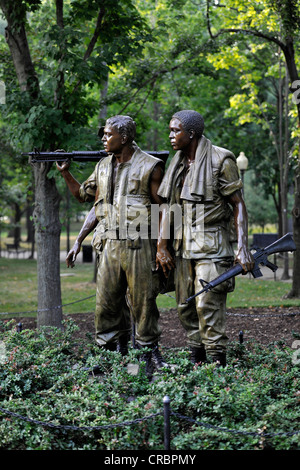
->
[[2, 17, 39, 98], [282, 40, 300, 295], [278, 61, 289, 279], [1, 0, 64, 327], [206, 7, 300, 295], [13, 202, 21, 247], [32, 161, 63, 328], [285, 155, 300, 297], [26, 193, 35, 259], [281, 66, 291, 279]]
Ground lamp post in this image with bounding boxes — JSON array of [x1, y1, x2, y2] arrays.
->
[[236, 151, 248, 195]]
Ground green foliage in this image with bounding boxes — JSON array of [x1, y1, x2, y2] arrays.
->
[[2, 0, 298, 230], [270, 0, 300, 36], [0, 319, 299, 449], [244, 170, 279, 230], [227, 276, 298, 308], [0, 0, 159, 233], [0, 0, 154, 153]]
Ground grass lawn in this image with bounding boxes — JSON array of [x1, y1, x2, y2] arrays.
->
[[0, 256, 299, 320]]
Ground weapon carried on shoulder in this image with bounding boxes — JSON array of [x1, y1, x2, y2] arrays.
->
[[185, 232, 296, 303], [22, 149, 170, 164]]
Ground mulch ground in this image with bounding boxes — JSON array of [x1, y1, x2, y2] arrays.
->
[[8, 306, 300, 349]]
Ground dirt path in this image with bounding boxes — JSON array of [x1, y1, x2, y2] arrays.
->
[[8, 306, 300, 349]]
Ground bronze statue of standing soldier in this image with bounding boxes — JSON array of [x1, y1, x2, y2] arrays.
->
[[57, 115, 168, 377], [156, 110, 254, 367]]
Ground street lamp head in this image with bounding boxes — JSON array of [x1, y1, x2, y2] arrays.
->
[[236, 151, 249, 171]]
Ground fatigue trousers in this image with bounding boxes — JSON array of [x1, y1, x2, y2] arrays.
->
[[95, 238, 161, 348], [175, 256, 234, 355]]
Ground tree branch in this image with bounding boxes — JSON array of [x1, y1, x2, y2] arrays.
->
[[116, 63, 183, 116], [71, 7, 106, 94], [83, 6, 106, 61], [54, 0, 65, 109], [0, 0, 39, 99], [206, 0, 286, 51], [56, 0, 64, 28], [205, 0, 300, 121]]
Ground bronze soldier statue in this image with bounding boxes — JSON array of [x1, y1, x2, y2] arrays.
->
[[156, 110, 254, 367], [57, 115, 168, 376]]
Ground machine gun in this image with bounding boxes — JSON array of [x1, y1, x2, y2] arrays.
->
[[185, 232, 296, 303], [22, 149, 170, 164]]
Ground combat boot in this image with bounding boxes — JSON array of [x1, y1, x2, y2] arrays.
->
[[210, 352, 226, 368], [190, 346, 207, 365], [140, 349, 154, 379], [151, 343, 168, 371], [103, 342, 118, 352], [89, 342, 118, 376], [117, 334, 129, 356]]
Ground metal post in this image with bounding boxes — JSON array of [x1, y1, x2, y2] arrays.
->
[[239, 330, 244, 344], [163, 395, 171, 450]]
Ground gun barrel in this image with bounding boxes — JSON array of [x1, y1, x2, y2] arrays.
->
[[24, 150, 107, 163], [23, 150, 170, 164]]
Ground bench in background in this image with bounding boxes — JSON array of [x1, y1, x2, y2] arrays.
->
[[6, 243, 27, 258]]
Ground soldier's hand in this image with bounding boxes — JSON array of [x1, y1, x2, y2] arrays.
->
[[55, 149, 70, 173], [235, 246, 254, 274], [56, 160, 70, 172], [66, 241, 81, 268], [156, 246, 175, 278]]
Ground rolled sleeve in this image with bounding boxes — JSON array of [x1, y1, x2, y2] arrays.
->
[[218, 158, 243, 197], [79, 168, 98, 202]]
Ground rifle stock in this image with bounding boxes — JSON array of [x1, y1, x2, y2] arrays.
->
[[185, 232, 296, 303], [23, 149, 170, 164]]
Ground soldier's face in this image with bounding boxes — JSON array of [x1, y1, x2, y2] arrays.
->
[[102, 124, 124, 154], [169, 118, 191, 150]]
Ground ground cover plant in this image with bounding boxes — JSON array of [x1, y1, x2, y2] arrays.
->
[[0, 317, 299, 450], [0, 257, 299, 450]]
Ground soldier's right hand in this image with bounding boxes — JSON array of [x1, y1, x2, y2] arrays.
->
[[156, 246, 175, 278], [56, 160, 70, 172], [66, 241, 81, 268], [55, 149, 70, 173]]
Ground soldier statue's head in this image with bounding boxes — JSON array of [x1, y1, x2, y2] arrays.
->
[[98, 115, 136, 143], [172, 110, 204, 138]]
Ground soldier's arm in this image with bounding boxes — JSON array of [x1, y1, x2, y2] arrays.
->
[[66, 204, 98, 268], [56, 160, 84, 202], [227, 190, 254, 273], [149, 164, 176, 276], [66, 189, 99, 268]]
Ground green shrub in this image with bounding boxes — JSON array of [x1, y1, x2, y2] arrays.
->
[[0, 319, 299, 450]]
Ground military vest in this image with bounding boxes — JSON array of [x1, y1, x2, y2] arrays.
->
[[168, 145, 242, 260], [92, 147, 162, 247]]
